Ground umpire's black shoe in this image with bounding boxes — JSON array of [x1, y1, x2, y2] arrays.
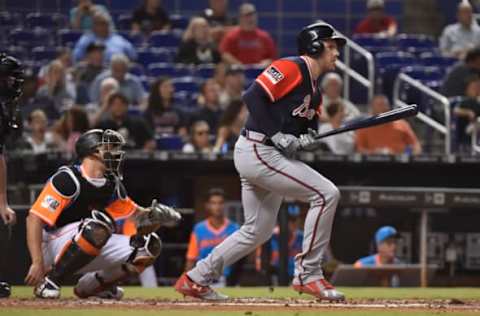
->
[[0, 282, 11, 298]]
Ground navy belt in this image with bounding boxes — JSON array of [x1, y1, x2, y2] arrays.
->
[[241, 129, 275, 146]]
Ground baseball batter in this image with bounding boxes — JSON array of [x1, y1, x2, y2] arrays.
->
[[175, 22, 346, 301], [25, 129, 181, 299]]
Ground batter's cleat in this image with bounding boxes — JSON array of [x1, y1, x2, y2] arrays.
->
[[95, 286, 124, 300], [174, 273, 228, 301], [0, 282, 11, 298], [292, 278, 345, 301], [34, 277, 61, 299]]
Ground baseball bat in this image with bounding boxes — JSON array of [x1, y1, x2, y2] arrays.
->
[[313, 104, 419, 140]]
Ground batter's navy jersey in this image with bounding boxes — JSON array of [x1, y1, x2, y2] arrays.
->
[[245, 56, 322, 137]]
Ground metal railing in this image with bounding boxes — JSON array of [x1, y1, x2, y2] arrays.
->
[[393, 73, 451, 155], [472, 118, 480, 154]]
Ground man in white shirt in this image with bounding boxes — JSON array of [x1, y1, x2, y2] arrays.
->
[[440, 0, 480, 59], [318, 102, 355, 155]]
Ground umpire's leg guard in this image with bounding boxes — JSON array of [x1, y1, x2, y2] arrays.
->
[[47, 211, 115, 286], [74, 232, 162, 298]]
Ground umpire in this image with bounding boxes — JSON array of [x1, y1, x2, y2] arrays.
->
[[0, 53, 23, 298]]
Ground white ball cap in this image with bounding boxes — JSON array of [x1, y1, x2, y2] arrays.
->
[[367, 0, 385, 9]]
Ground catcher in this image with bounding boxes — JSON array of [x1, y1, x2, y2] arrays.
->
[[25, 128, 181, 299]]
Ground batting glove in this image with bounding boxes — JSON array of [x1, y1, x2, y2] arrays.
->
[[271, 132, 300, 158], [299, 128, 321, 151]]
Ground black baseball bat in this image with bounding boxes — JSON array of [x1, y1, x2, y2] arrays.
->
[[313, 104, 419, 140]]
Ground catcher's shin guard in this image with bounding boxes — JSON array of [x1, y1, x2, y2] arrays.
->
[[74, 232, 162, 298], [47, 211, 114, 285]]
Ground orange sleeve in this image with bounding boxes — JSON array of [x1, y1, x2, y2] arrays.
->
[[122, 217, 138, 236], [105, 197, 137, 220], [355, 129, 369, 153], [186, 233, 199, 261], [30, 182, 72, 226], [354, 260, 363, 268], [401, 120, 420, 147], [255, 247, 262, 271], [255, 59, 302, 102]]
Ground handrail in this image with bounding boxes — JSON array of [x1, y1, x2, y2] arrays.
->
[[472, 118, 480, 154], [393, 73, 451, 155]]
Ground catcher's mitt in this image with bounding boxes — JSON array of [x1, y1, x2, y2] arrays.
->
[[136, 199, 181, 235]]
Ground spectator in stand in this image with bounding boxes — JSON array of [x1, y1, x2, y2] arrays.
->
[[52, 106, 90, 155], [90, 54, 146, 106], [213, 62, 228, 89], [194, 79, 223, 134], [70, 0, 113, 31], [96, 92, 156, 151], [38, 48, 74, 85], [220, 3, 277, 65], [23, 110, 57, 154], [185, 188, 239, 286], [73, 42, 106, 105], [19, 73, 59, 123], [354, 0, 397, 37], [453, 76, 480, 149], [219, 64, 245, 109], [356, 95, 421, 155], [73, 11, 137, 63], [318, 102, 355, 155], [255, 205, 303, 280], [354, 226, 402, 267], [213, 99, 248, 152], [131, 0, 170, 35], [36, 60, 76, 113], [440, 0, 480, 59], [202, 0, 236, 42], [175, 17, 221, 65], [88, 77, 119, 127], [321, 72, 361, 121], [182, 120, 212, 153], [145, 77, 188, 137], [442, 47, 480, 97]]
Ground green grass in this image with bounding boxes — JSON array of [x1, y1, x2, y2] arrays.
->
[[4, 287, 480, 316], [10, 286, 480, 300]]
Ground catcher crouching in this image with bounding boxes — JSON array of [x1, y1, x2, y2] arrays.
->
[[25, 129, 181, 299]]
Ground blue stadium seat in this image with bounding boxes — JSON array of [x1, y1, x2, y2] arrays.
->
[[148, 31, 181, 49], [352, 34, 395, 54], [9, 28, 53, 48], [0, 12, 20, 30], [141, 76, 151, 91], [195, 63, 216, 79], [137, 48, 172, 67], [32, 46, 61, 64], [117, 13, 132, 31], [173, 91, 190, 107], [118, 31, 144, 47], [401, 66, 443, 82], [57, 29, 83, 47], [3, 46, 27, 61], [130, 63, 146, 77], [174, 64, 194, 77], [170, 14, 189, 30], [396, 34, 436, 55], [420, 52, 457, 68], [25, 13, 64, 29], [172, 77, 200, 93], [156, 135, 184, 150], [244, 65, 264, 81], [148, 63, 176, 77], [376, 51, 418, 97]]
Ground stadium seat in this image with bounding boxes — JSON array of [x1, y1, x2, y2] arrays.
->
[[32, 46, 61, 64], [420, 52, 457, 68], [0, 12, 20, 30], [172, 77, 200, 93], [137, 48, 172, 67], [9, 28, 53, 48], [148, 31, 181, 49], [396, 34, 436, 55], [173, 91, 190, 107], [130, 63, 146, 77], [25, 12, 64, 29], [174, 64, 194, 77], [401, 66, 443, 82], [127, 106, 143, 117], [3, 46, 27, 61], [118, 31, 144, 47], [170, 14, 189, 30], [140, 76, 151, 91], [244, 65, 264, 81], [148, 63, 176, 77], [57, 29, 83, 47], [352, 34, 395, 55], [195, 63, 216, 79], [117, 13, 132, 31], [156, 135, 184, 150], [376, 51, 418, 97]]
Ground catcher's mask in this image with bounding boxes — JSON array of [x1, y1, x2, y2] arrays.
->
[[76, 129, 126, 178]]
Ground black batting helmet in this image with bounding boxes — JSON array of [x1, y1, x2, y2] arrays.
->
[[75, 129, 126, 177], [297, 22, 347, 56], [0, 53, 24, 102]]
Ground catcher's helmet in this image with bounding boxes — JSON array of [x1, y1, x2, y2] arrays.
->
[[0, 53, 24, 102], [76, 129, 126, 177], [297, 22, 346, 56]]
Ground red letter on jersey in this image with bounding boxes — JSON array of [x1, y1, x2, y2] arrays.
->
[[255, 60, 303, 102]]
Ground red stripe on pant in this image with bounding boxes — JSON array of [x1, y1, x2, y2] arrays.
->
[[253, 144, 326, 285]]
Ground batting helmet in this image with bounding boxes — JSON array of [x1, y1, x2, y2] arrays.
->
[[75, 129, 126, 177], [0, 53, 24, 102], [297, 22, 347, 56]]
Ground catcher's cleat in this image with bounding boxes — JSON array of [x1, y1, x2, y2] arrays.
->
[[174, 273, 228, 301], [0, 282, 11, 298], [34, 277, 61, 299], [75, 285, 124, 300], [292, 278, 345, 301]]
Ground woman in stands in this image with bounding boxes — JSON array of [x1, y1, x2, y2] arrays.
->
[[175, 17, 221, 65], [213, 99, 248, 153], [145, 77, 188, 138], [131, 0, 171, 34], [52, 106, 90, 155]]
